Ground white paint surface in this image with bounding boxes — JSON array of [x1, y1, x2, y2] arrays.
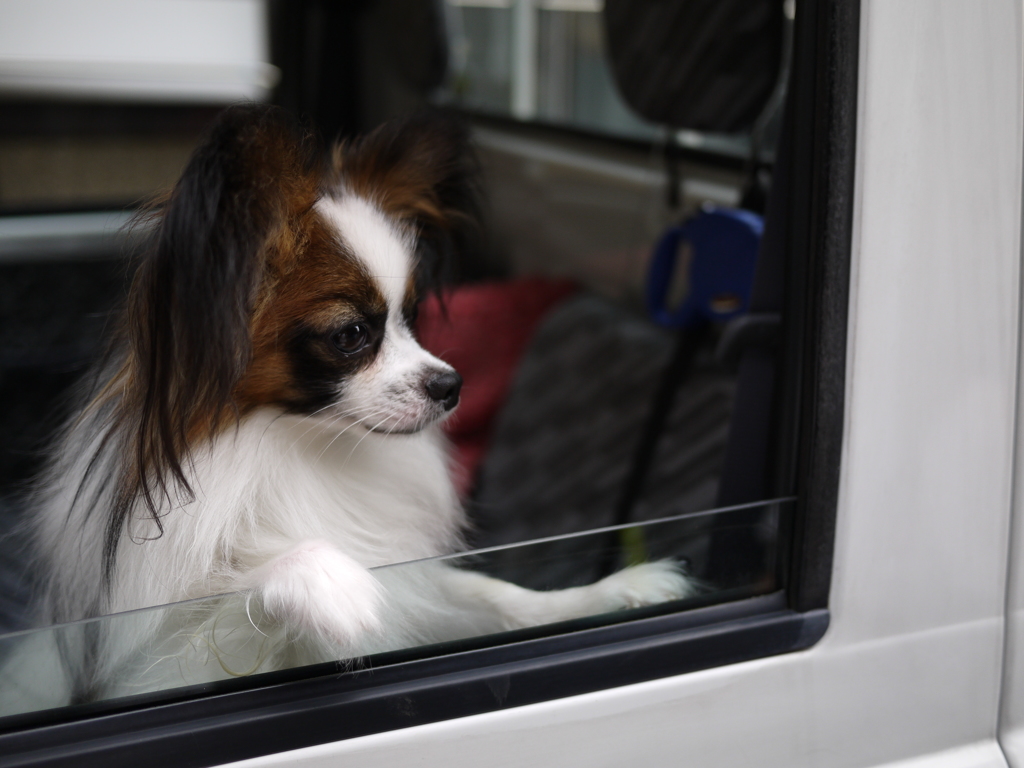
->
[[998, 0, 1024, 745], [222, 1, 1024, 766], [0, 0, 276, 101]]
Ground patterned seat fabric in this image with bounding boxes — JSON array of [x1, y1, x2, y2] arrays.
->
[[469, 293, 736, 591]]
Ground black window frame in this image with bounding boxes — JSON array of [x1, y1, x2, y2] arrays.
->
[[0, 1, 857, 765]]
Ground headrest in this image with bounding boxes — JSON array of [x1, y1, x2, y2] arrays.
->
[[603, 0, 785, 132]]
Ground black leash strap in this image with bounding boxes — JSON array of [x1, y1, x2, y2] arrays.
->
[[599, 321, 709, 576]]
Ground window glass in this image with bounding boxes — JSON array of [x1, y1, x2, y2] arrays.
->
[[440, 0, 770, 159], [535, 3, 653, 138], [444, 2, 515, 115], [0, 0, 805, 743], [0, 498, 788, 721], [442, 0, 653, 137]]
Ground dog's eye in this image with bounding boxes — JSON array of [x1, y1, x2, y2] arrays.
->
[[331, 323, 370, 354]]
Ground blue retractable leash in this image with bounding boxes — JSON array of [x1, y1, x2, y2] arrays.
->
[[646, 205, 763, 329], [606, 205, 763, 572]]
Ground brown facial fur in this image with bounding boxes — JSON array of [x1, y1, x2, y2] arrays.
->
[[234, 209, 389, 413]]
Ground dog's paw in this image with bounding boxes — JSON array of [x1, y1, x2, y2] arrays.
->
[[250, 541, 383, 649], [594, 560, 696, 611]]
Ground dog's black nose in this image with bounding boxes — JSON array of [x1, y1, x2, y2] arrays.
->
[[425, 371, 462, 411]]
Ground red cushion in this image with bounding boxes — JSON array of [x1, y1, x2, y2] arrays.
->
[[416, 278, 577, 496]]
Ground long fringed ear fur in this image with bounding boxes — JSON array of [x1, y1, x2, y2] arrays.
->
[[97, 104, 320, 583], [331, 111, 482, 294]]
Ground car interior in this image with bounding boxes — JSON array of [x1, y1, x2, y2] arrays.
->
[[0, 0, 813, 735]]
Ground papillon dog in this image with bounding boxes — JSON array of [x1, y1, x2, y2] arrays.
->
[[26, 104, 692, 702]]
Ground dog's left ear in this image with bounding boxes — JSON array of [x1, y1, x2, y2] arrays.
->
[[332, 111, 481, 289], [107, 104, 320, 561]]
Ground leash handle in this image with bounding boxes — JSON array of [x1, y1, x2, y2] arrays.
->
[[645, 206, 764, 329]]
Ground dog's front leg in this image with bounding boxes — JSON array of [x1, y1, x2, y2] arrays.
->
[[419, 561, 696, 637], [242, 540, 384, 650]]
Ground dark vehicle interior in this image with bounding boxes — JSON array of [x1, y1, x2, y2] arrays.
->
[[0, 0, 855, 762]]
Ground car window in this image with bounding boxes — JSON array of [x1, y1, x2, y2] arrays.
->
[[0, 497, 789, 719], [0, 0, 853, 762], [438, 0, 788, 159]]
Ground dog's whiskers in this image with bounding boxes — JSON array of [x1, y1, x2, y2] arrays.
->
[[342, 411, 398, 468], [281, 403, 346, 455], [313, 408, 391, 463]]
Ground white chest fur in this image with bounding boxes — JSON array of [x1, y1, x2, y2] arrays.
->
[[111, 411, 464, 613]]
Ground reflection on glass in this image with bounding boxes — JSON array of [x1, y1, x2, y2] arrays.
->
[[0, 498, 788, 725], [536, 7, 655, 139], [443, 1, 654, 138], [445, 4, 514, 113], [441, 1, 765, 156]]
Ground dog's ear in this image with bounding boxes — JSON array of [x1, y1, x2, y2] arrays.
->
[[106, 104, 319, 569], [332, 111, 481, 292]]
